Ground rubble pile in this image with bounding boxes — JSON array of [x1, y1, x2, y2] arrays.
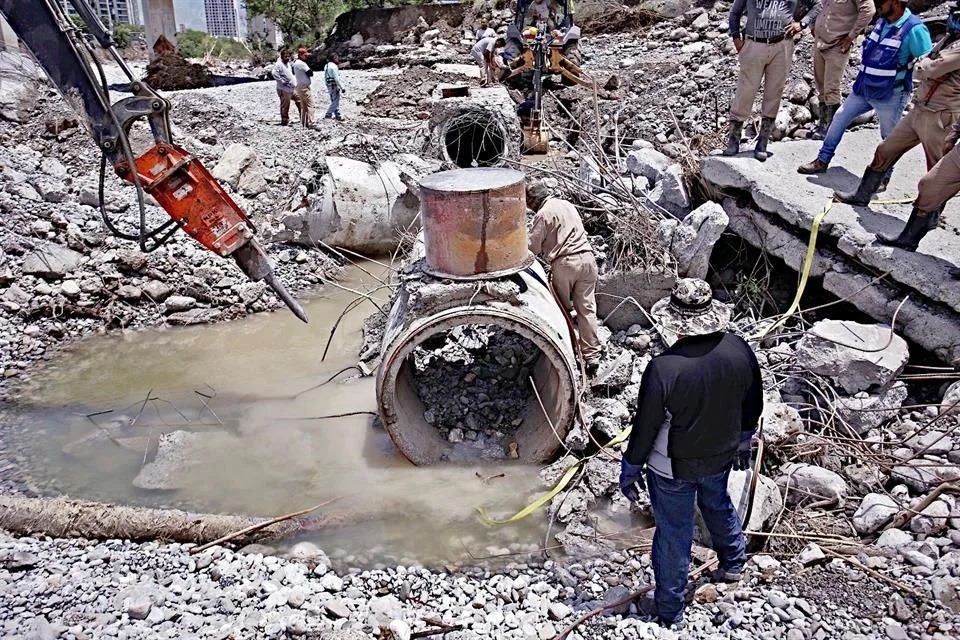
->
[[411, 324, 539, 457], [143, 52, 212, 91], [362, 66, 471, 119]]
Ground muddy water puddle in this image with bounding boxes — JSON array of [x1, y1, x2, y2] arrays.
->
[[7, 264, 549, 566]]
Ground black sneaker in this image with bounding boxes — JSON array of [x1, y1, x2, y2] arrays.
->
[[585, 362, 599, 377]]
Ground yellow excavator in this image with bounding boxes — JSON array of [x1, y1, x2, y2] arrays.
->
[[502, 0, 594, 153]]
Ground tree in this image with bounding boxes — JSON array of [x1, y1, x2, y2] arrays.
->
[[244, 0, 382, 45]]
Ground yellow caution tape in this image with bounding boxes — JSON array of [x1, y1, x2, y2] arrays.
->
[[477, 427, 634, 526], [755, 194, 915, 341]]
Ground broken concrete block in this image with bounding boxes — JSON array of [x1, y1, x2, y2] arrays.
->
[[22, 243, 83, 279], [212, 143, 256, 189], [942, 381, 960, 416], [777, 463, 848, 505], [853, 493, 899, 535], [727, 469, 782, 531], [833, 381, 908, 435], [595, 268, 677, 331], [626, 147, 671, 183], [649, 163, 689, 215], [657, 201, 728, 279], [795, 320, 909, 394], [424, 85, 523, 169], [760, 402, 803, 446], [132, 431, 204, 490]]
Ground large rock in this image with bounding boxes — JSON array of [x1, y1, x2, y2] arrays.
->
[[132, 431, 204, 490], [639, 0, 691, 18], [727, 469, 783, 531], [833, 381, 908, 435], [777, 463, 849, 505], [852, 493, 899, 535], [657, 201, 728, 279], [212, 143, 257, 189], [795, 320, 909, 394], [649, 163, 690, 215], [760, 401, 803, 445], [910, 497, 953, 535], [595, 267, 677, 330], [942, 381, 960, 416], [626, 146, 671, 184], [891, 460, 960, 492], [22, 243, 83, 279]]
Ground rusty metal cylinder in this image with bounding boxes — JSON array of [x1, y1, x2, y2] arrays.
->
[[420, 168, 533, 279]]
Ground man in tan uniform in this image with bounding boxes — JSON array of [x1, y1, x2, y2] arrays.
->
[[880, 116, 960, 278], [527, 181, 602, 375], [836, 28, 960, 241], [810, 0, 875, 138]]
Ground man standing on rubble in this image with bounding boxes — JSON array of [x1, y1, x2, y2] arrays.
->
[[526, 180, 602, 376], [292, 48, 314, 128], [272, 49, 298, 126], [797, 0, 930, 178], [323, 52, 345, 121], [808, 0, 876, 139], [834, 7, 960, 229], [724, 0, 822, 161], [620, 278, 763, 628]]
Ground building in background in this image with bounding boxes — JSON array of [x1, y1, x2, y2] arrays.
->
[[247, 14, 282, 48], [60, 0, 140, 26], [204, 0, 241, 38]]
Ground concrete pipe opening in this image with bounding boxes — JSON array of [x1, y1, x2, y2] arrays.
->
[[378, 309, 577, 465], [442, 112, 508, 168]]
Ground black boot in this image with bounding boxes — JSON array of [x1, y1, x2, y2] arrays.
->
[[950, 267, 960, 279], [754, 117, 774, 161], [722, 120, 743, 156], [834, 167, 885, 206], [813, 104, 838, 140], [876, 206, 934, 251]]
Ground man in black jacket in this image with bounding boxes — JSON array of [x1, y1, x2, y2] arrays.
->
[[620, 278, 763, 627]]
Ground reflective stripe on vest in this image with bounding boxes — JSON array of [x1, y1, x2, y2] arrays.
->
[[860, 15, 921, 79]]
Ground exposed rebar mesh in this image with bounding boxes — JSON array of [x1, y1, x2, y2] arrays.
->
[[442, 112, 508, 168]]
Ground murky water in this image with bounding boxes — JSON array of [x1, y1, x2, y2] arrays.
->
[[7, 264, 550, 566]]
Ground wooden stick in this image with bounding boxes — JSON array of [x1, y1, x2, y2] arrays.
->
[[554, 585, 655, 640], [823, 548, 923, 599], [880, 482, 960, 533], [190, 497, 340, 554]]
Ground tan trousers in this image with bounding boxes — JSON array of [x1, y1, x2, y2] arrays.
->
[[294, 86, 313, 127], [551, 252, 601, 365], [277, 89, 300, 125], [730, 39, 796, 121], [813, 44, 850, 106], [870, 107, 960, 173], [917, 142, 960, 211]]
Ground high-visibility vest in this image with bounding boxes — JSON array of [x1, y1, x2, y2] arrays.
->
[[853, 14, 923, 100]]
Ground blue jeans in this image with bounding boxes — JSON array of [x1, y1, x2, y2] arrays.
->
[[646, 467, 745, 625], [325, 85, 341, 118], [818, 90, 910, 166]]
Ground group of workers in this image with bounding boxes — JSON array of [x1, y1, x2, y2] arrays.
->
[[525, 179, 759, 631], [725, 0, 960, 275], [272, 48, 345, 127]]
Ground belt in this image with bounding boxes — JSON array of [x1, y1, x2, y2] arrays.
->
[[745, 34, 785, 44]]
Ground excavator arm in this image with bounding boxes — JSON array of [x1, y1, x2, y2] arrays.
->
[[0, 0, 308, 322]]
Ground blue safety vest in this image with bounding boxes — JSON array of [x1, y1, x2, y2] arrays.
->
[[852, 14, 923, 100]]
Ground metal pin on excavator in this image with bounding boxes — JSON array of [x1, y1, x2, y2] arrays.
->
[[0, 0, 308, 323]]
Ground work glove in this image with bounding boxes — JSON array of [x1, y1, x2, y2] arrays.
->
[[619, 457, 646, 502], [734, 431, 755, 471]]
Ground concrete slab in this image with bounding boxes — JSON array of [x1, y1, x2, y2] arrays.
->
[[701, 130, 960, 364]]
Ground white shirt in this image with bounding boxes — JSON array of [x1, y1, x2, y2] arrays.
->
[[272, 58, 295, 93], [530, 0, 550, 22], [471, 36, 496, 60], [475, 27, 495, 40], [292, 59, 311, 88]]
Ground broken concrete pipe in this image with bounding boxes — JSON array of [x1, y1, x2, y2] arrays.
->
[[376, 168, 579, 464], [420, 168, 533, 279], [426, 86, 522, 169]]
